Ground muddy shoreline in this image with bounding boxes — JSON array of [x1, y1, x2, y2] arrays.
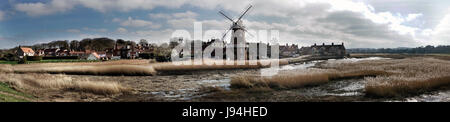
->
[[115, 56, 450, 102], [3, 54, 450, 102]]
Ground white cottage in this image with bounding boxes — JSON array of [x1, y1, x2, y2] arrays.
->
[[17, 47, 35, 58]]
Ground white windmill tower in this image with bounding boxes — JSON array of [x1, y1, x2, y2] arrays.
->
[[219, 5, 253, 60]]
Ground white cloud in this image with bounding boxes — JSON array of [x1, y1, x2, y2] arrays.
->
[[150, 11, 198, 19], [15, 0, 76, 16], [406, 13, 423, 21], [76, 0, 187, 12], [119, 17, 161, 29], [82, 27, 108, 33], [427, 11, 450, 45], [149, 13, 172, 19], [78, 33, 105, 39], [97, 29, 108, 33], [201, 19, 228, 29], [0, 11, 4, 21], [112, 18, 121, 22], [15, 0, 189, 15], [168, 18, 196, 29], [67, 29, 81, 33], [116, 27, 128, 34], [173, 11, 198, 18]]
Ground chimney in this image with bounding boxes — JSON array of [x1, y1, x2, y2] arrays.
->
[[322, 43, 325, 46], [342, 42, 344, 45], [314, 43, 316, 46], [332, 43, 334, 46]]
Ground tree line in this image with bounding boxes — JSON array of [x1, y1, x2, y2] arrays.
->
[[347, 45, 450, 54], [0, 38, 153, 61]]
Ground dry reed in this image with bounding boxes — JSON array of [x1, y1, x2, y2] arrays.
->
[[10, 59, 288, 76], [0, 73, 130, 95], [324, 57, 450, 97], [13, 65, 156, 76], [231, 69, 391, 89]]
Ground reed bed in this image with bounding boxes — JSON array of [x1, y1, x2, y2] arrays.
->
[[359, 58, 450, 97], [0, 73, 129, 95], [231, 69, 391, 89], [0, 64, 13, 73], [325, 57, 450, 97], [231, 57, 450, 98], [13, 65, 157, 76], [9, 59, 288, 76]]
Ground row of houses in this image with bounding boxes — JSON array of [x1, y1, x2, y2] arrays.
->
[[176, 39, 303, 59], [175, 38, 347, 59], [299, 43, 347, 58], [16, 41, 348, 60], [279, 44, 300, 58], [16, 43, 156, 60], [17, 46, 105, 60]]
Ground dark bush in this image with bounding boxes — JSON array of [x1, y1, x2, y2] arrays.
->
[[18, 56, 27, 64], [155, 55, 171, 62], [26, 56, 43, 61], [139, 53, 155, 59]]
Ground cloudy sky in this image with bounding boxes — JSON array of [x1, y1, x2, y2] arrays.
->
[[0, 0, 450, 49]]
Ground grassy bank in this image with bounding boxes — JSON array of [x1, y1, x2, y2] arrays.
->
[[0, 60, 17, 65], [0, 82, 34, 102]]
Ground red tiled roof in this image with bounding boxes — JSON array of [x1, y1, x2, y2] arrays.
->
[[20, 47, 35, 53]]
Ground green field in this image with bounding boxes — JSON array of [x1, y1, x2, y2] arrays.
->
[[0, 60, 18, 65], [0, 82, 34, 102]]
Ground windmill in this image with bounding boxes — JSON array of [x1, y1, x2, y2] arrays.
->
[[219, 5, 253, 60], [219, 4, 253, 45]]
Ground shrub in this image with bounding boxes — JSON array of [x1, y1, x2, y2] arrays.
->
[[26, 56, 43, 61]]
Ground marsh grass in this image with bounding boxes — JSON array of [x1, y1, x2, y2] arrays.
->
[[10, 59, 288, 76], [13, 65, 157, 76], [230, 57, 450, 98], [231, 69, 391, 89], [0, 73, 130, 95], [0, 64, 13, 73], [325, 57, 450, 97], [365, 76, 450, 97]]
